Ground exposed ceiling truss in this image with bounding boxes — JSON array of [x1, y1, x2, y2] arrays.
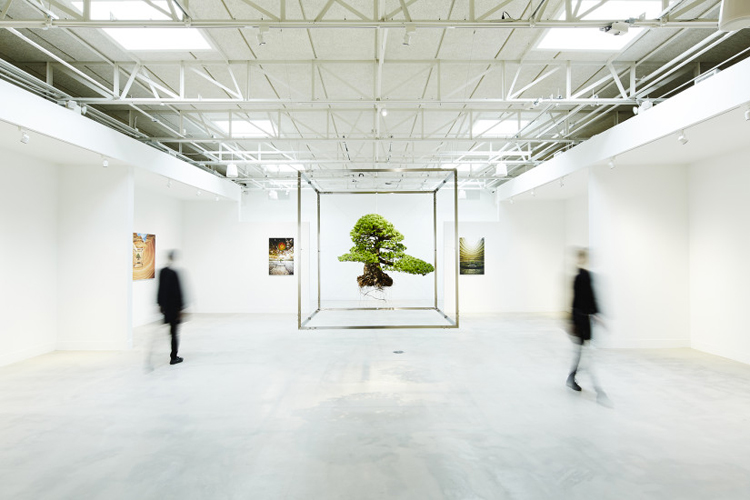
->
[[1, 0, 747, 191]]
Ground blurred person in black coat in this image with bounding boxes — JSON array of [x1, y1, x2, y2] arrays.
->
[[567, 248, 607, 403], [157, 250, 184, 365]]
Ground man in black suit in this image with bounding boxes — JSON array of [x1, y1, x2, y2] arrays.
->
[[567, 248, 602, 396], [157, 250, 184, 365]]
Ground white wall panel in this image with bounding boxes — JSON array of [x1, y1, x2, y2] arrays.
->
[[589, 164, 690, 348], [0, 151, 58, 366], [445, 201, 567, 313], [182, 200, 309, 314], [689, 149, 750, 364], [57, 164, 133, 350]]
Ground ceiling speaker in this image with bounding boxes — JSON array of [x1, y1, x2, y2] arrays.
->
[[719, 0, 750, 31]]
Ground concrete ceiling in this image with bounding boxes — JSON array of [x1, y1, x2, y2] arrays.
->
[[1, 0, 748, 193]]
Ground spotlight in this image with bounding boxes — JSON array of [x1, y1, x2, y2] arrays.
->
[[102, 158, 109, 168], [20, 130, 30, 144], [380, 108, 388, 117], [509, 197, 514, 205], [633, 100, 653, 115], [226, 162, 239, 178], [608, 158, 616, 169], [744, 107, 750, 121], [196, 189, 201, 196], [215, 196, 220, 202], [559, 177, 565, 188], [601, 21, 629, 36], [268, 189, 278, 200], [403, 25, 416, 46], [167, 179, 172, 188], [257, 25, 268, 46], [677, 130, 688, 145], [531, 189, 535, 197]]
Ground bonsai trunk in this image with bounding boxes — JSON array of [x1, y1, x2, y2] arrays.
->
[[357, 263, 393, 288]]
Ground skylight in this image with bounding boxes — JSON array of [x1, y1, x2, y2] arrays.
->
[[537, 1, 663, 52], [472, 119, 530, 138], [103, 28, 211, 51], [216, 120, 276, 138], [72, 2, 211, 51], [72, 1, 173, 21]]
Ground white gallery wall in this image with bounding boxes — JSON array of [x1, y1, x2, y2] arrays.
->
[[445, 200, 568, 314], [181, 196, 310, 314], [689, 147, 750, 365], [589, 163, 690, 348], [181, 187, 573, 315], [0, 151, 59, 366], [132, 188, 184, 327], [562, 194, 590, 308], [57, 164, 134, 350]]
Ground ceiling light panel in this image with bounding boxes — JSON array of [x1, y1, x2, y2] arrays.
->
[[72, 1, 177, 20], [215, 120, 275, 138], [537, 1, 662, 52], [472, 119, 531, 138], [72, 2, 211, 51], [103, 28, 211, 51]]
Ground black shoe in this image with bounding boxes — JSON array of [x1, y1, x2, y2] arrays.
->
[[566, 375, 582, 392], [170, 356, 183, 365]]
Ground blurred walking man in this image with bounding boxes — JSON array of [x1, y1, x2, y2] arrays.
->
[[567, 248, 607, 404], [157, 250, 184, 365]]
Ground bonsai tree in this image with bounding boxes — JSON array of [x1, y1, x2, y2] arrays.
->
[[338, 214, 434, 289]]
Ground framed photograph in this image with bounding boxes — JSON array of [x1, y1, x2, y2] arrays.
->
[[133, 233, 156, 280], [459, 237, 484, 275], [269, 237, 294, 275]]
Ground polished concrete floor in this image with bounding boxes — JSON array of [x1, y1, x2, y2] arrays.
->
[[2, 314, 750, 499]]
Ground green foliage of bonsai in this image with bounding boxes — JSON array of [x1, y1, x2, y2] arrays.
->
[[338, 214, 435, 289]]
